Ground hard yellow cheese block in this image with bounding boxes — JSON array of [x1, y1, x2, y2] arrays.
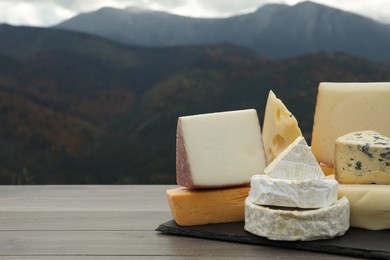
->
[[262, 90, 303, 164], [311, 82, 390, 165], [166, 186, 249, 226]]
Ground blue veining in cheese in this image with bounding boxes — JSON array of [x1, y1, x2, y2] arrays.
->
[[335, 131, 390, 184]]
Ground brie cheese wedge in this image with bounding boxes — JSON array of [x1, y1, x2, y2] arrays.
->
[[264, 136, 324, 180]]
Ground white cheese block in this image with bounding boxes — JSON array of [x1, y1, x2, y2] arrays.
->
[[176, 109, 266, 188], [335, 131, 390, 184], [248, 174, 338, 208], [311, 82, 390, 165], [264, 136, 324, 180], [327, 174, 390, 230], [244, 197, 350, 241], [262, 90, 303, 164], [338, 182, 390, 230]]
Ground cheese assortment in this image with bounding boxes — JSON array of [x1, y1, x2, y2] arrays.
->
[[165, 82, 390, 243], [335, 131, 390, 184], [245, 136, 349, 241], [176, 109, 266, 188], [311, 82, 390, 165], [262, 90, 303, 164]]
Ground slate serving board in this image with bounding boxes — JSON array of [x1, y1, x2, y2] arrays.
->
[[156, 220, 390, 259]]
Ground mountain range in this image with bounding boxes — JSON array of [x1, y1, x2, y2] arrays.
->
[[55, 1, 390, 65], [1, 24, 390, 184]]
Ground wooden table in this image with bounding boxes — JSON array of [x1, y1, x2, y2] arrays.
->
[[0, 185, 358, 259]]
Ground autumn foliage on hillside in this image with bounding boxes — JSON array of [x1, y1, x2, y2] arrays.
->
[[0, 26, 390, 184]]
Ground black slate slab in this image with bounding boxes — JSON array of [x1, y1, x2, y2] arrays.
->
[[156, 220, 390, 259]]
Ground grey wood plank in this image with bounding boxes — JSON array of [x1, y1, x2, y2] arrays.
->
[[0, 211, 171, 231], [0, 230, 356, 259], [0, 185, 176, 212], [0, 185, 359, 259], [0, 256, 357, 260]]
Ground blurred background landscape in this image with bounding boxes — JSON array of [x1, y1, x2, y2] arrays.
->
[[0, 0, 389, 184]]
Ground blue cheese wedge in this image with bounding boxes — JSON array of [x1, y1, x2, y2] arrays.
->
[[244, 197, 350, 241], [335, 131, 390, 184], [248, 175, 338, 208]]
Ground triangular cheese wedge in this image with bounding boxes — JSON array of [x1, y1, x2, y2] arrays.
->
[[264, 136, 324, 180], [262, 90, 303, 165]]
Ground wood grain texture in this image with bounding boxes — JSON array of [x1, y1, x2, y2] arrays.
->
[[0, 185, 358, 259]]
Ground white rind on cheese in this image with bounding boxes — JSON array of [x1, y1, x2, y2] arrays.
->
[[311, 82, 390, 165], [176, 109, 267, 188], [264, 136, 324, 180], [248, 175, 338, 208], [335, 131, 390, 184], [262, 90, 303, 164], [244, 197, 350, 241]]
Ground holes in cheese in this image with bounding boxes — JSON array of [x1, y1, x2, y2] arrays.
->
[[262, 90, 303, 165], [176, 109, 266, 189], [272, 134, 285, 149], [166, 186, 250, 226]]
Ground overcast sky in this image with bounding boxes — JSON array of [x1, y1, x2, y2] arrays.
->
[[0, 0, 389, 27]]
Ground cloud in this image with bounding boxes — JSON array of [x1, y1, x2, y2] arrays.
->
[[317, 0, 390, 23], [0, 0, 389, 27], [0, 0, 77, 26]]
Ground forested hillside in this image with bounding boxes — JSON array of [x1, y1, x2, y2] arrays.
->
[[1, 25, 389, 184]]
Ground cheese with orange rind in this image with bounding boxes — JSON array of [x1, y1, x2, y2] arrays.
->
[[166, 186, 249, 226]]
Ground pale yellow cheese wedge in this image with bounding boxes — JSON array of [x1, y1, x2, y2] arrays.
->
[[328, 175, 390, 230], [262, 90, 303, 164], [311, 82, 390, 165], [166, 186, 249, 226]]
